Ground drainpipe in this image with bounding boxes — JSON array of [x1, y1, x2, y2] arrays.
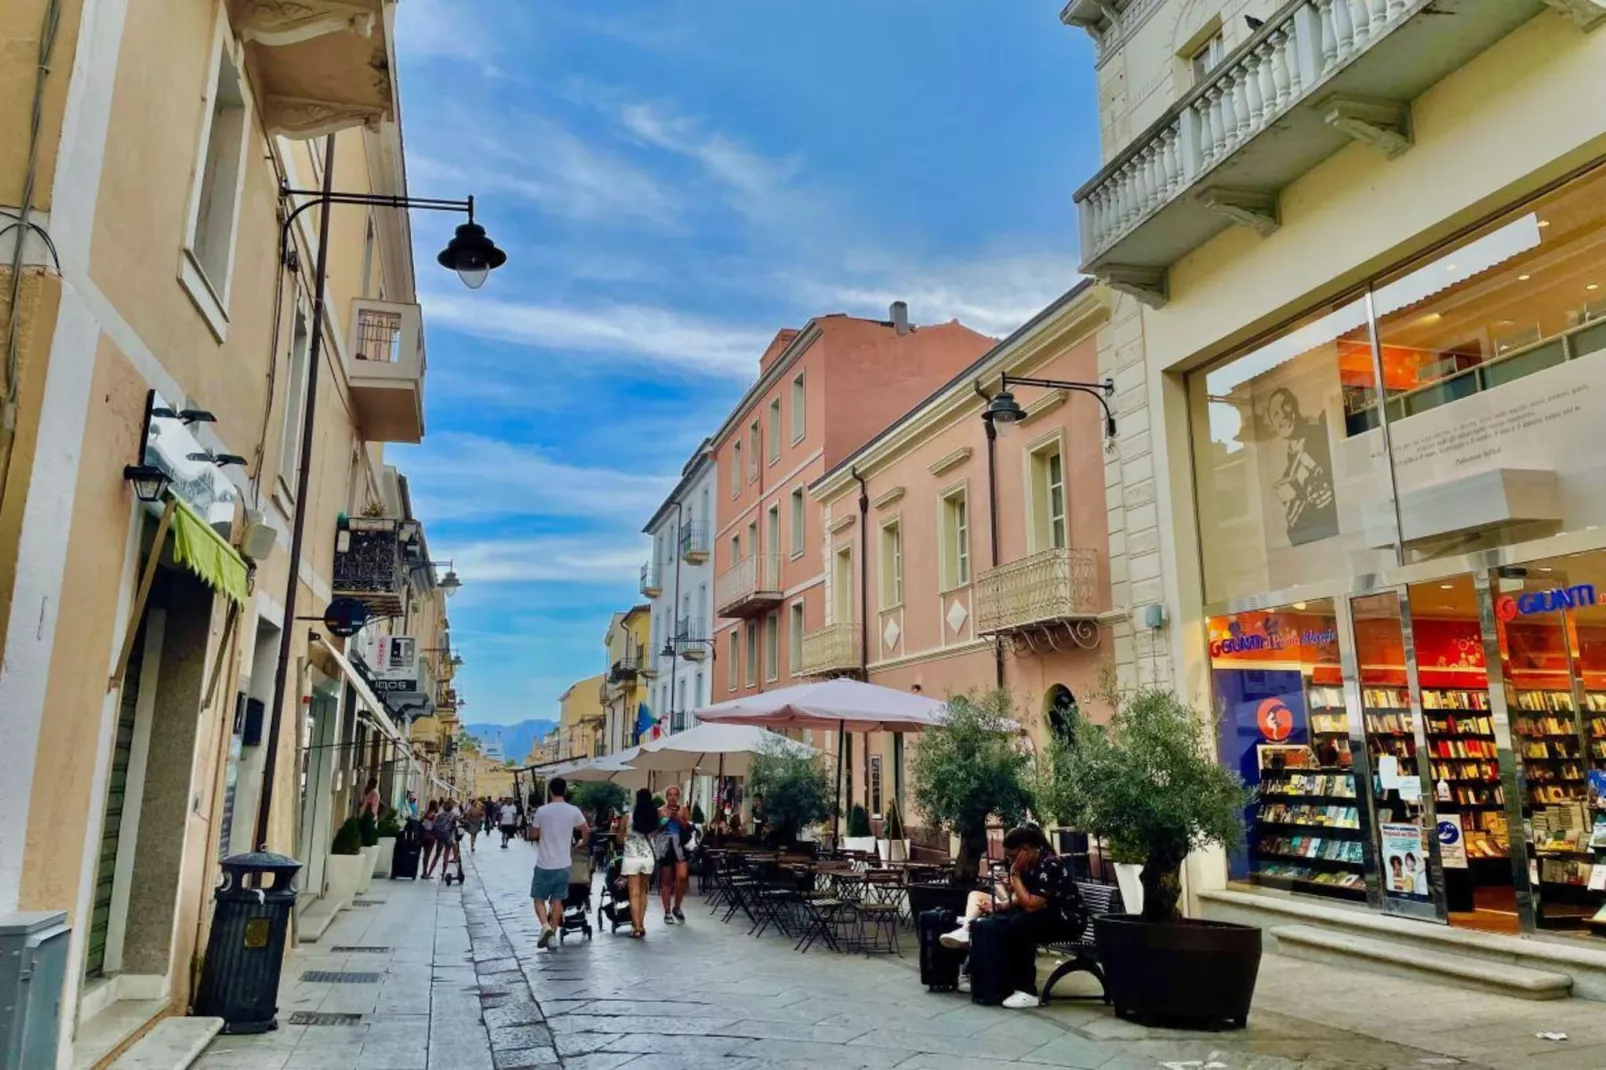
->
[[850, 466, 869, 676], [973, 383, 1005, 690]]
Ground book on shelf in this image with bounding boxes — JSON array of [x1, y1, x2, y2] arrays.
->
[[1422, 689, 1490, 711], [1514, 690, 1575, 713], [1309, 712, 1348, 735], [1362, 687, 1409, 709], [1307, 685, 1345, 711], [1366, 712, 1411, 734], [1427, 714, 1495, 736], [1515, 715, 1576, 736]]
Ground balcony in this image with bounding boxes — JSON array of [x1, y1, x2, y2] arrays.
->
[[1069, 0, 1573, 307], [716, 552, 783, 618], [680, 520, 710, 565], [333, 516, 422, 617], [237, 0, 398, 138], [640, 562, 663, 599], [608, 651, 643, 685], [799, 623, 862, 678], [976, 548, 1101, 637], [674, 616, 709, 662], [345, 298, 425, 443]]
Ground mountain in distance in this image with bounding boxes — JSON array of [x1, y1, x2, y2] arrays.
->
[[464, 719, 558, 766]]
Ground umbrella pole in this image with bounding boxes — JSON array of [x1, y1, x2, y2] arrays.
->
[[833, 718, 845, 845], [718, 753, 724, 819]]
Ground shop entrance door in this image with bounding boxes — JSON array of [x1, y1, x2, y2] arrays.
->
[[1345, 589, 1445, 922]]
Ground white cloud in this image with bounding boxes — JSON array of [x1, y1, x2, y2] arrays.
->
[[397, 433, 675, 524], [445, 535, 647, 584], [420, 292, 774, 378]]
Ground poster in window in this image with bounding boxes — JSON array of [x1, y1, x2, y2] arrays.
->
[[1381, 821, 1430, 898], [1255, 380, 1339, 546]]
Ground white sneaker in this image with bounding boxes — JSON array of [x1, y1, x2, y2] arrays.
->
[[938, 927, 971, 949], [956, 976, 971, 994], [537, 927, 553, 950], [1002, 991, 1039, 1010]]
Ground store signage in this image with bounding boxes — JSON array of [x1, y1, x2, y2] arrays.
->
[[1209, 627, 1338, 657], [322, 597, 371, 638], [1495, 584, 1601, 621], [372, 678, 419, 693], [1256, 698, 1294, 741], [374, 635, 417, 680], [1437, 815, 1468, 870]]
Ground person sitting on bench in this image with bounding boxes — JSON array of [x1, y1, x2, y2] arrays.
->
[[941, 826, 1082, 1008]]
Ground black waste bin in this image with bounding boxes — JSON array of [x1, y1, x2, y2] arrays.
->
[[193, 851, 301, 1034]]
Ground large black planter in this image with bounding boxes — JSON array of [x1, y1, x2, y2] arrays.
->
[[905, 882, 970, 920], [1093, 915, 1261, 1029]]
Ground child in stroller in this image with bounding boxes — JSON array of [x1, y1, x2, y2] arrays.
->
[[558, 846, 595, 942], [596, 853, 632, 933]]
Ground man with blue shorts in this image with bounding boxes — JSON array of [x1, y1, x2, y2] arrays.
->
[[530, 777, 589, 949]]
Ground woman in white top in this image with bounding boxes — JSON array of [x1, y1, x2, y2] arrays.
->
[[616, 788, 658, 938]]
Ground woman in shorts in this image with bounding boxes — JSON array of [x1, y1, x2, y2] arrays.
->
[[657, 784, 693, 925], [617, 788, 657, 938]]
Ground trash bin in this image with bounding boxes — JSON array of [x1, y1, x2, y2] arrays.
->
[[0, 911, 70, 1070], [193, 852, 301, 1034]]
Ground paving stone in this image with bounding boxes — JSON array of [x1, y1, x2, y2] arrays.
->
[[486, 1022, 554, 1050], [489, 1045, 560, 1068]]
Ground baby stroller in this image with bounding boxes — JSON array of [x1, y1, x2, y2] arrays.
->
[[597, 854, 631, 934], [559, 847, 594, 942]]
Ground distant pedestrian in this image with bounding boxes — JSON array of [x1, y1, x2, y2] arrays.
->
[[657, 784, 692, 925], [465, 798, 484, 853], [427, 800, 461, 880], [360, 777, 382, 820], [420, 800, 440, 876], [618, 788, 657, 939], [529, 777, 589, 950], [404, 791, 419, 819], [499, 797, 518, 848]]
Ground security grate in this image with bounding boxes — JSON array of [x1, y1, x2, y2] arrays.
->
[[288, 1012, 363, 1026], [351, 899, 383, 907], [301, 971, 381, 984], [330, 945, 391, 953]]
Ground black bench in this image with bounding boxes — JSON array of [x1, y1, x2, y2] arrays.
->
[[1037, 880, 1124, 1006]]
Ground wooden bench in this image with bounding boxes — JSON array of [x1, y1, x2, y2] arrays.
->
[[1037, 880, 1124, 1006]]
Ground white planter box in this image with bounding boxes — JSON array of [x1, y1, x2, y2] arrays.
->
[[324, 853, 364, 908], [374, 837, 397, 879], [1114, 862, 1144, 917], [844, 836, 878, 855], [876, 838, 910, 862], [358, 845, 378, 893]]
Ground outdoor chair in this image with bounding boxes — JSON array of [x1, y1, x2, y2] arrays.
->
[[856, 901, 902, 956]]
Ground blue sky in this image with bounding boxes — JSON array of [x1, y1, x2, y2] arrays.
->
[[390, 2, 1101, 726]]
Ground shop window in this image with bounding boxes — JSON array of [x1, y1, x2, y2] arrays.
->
[[1208, 599, 1360, 901]]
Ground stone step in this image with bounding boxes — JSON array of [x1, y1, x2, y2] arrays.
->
[[105, 1017, 223, 1070], [1272, 923, 1573, 1001]]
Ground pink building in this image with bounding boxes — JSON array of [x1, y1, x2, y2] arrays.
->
[[711, 306, 995, 706], [808, 282, 1112, 821]]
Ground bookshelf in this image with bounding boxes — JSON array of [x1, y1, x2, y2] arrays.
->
[[1422, 687, 1507, 860]]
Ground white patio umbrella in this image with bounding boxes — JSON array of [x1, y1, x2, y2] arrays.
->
[[563, 746, 649, 790], [693, 679, 948, 839], [632, 722, 815, 779]]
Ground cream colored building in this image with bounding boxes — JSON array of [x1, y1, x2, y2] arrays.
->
[[1066, 0, 1606, 988], [557, 673, 607, 760], [0, 0, 475, 1062]]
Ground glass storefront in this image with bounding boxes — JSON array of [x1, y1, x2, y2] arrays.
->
[[1193, 160, 1606, 942]]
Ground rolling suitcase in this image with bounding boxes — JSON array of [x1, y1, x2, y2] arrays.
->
[[918, 908, 964, 992], [968, 915, 1013, 1006], [391, 821, 423, 880]]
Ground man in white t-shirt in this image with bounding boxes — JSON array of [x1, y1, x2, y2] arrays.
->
[[529, 778, 589, 948], [498, 798, 519, 848]]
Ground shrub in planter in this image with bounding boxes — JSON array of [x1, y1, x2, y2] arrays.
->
[[359, 810, 380, 848], [331, 817, 364, 856], [910, 690, 1030, 883], [376, 808, 403, 838], [847, 804, 871, 838], [691, 802, 706, 825], [1050, 686, 1259, 1028], [747, 742, 832, 847]]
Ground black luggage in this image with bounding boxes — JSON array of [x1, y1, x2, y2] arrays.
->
[[918, 908, 964, 992], [391, 820, 423, 880], [968, 915, 1012, 1006]]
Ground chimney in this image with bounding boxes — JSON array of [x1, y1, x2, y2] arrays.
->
[[890, 300, 910, 335]]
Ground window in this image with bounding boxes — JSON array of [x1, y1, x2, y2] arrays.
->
[[744, 622, 757, 687], [278, 304, 312, 491], [700, 487, 709, 528], [1189, 28, 1225, 85], [833, 547, 854, 622], [748, 422, 760, 481], [941, 488, 970, 588], [186, 37, 248, 315], [768, 398, 782, 462], [731, 442, 742, 496], [790, 488, 805, 556], [791, 373, 806, 442], [789, 601, 804, 671], [693, 671, 704, 711], [766, 504, 780, 556], [360, 212, 378, 300], [727, 631, 739, 689], [1029, 442, 1067, 551], [747, 520, 758, 561], [765, 611, 780, 681], [880, 519, 903, 607]]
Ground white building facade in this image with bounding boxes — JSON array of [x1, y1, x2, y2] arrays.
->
[[642, 442, 718, 734]]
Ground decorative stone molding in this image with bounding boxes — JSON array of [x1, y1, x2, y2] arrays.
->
[[239, 0, 377, 47], [263, 94, 385, 139], [1098, 264, 1167, 309], [871, 486, 905, 510], [1019, 390, 1068, 427], [927, 446, 972, 478], [1197, 187, 1280, 237], [827, 514, 857, 535], [1316, 95, 1412, 160], [1540, 0, 1606, 31]]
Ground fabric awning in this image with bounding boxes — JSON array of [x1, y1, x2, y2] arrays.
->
[[316, 636, 406, 749], [170, 498, 248, 605]]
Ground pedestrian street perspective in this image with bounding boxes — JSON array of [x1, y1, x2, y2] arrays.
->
[[5, 1, 1606, 1069]]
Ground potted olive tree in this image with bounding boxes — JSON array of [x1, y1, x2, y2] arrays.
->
[[324, 817, 366, 908], [1049, 686, 1259, 1028], [747, 742, 832, 848], [908, 690, 1031, 917]]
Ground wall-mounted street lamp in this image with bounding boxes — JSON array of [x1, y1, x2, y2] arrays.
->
[[122, 464, 171, 503], [253, 137, 508, 853], [984, 373, 1118, 439]]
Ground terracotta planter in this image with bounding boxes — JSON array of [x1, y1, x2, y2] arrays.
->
[[1093, 915, 1262, 1029]]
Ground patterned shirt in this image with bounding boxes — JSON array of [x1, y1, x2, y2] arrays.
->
[[1014, 851, 1085, 932]]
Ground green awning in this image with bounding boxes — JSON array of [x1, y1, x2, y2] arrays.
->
[[170, 498, 248, 605]]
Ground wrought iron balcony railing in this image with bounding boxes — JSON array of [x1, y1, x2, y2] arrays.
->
[[975, 548, 1100, 636], [799, 623, 861, 678], [680, 520, 710, 563], [715, 552, 783, 618], [332, 517, 422, 617], [640, 561, 662, 598]]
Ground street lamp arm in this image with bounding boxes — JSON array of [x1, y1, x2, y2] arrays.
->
[[998, 373, 1118, 439], [279, 190, 477, 265]]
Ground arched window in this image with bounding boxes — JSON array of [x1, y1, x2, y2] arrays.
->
[[1045, 685, 1079, 742]]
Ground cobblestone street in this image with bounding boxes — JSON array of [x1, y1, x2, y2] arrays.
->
[[188, 841, 1606, 1070]]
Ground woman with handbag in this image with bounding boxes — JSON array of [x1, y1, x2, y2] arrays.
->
[[617, 788, 658, 938], [656, 784, 693, 925]]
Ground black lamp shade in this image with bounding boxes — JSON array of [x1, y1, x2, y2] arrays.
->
[[123, 464, 171, 503], [436, 222, 506, 289], [440, 569, 463, 597], [986, 389, 1026, 424]]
